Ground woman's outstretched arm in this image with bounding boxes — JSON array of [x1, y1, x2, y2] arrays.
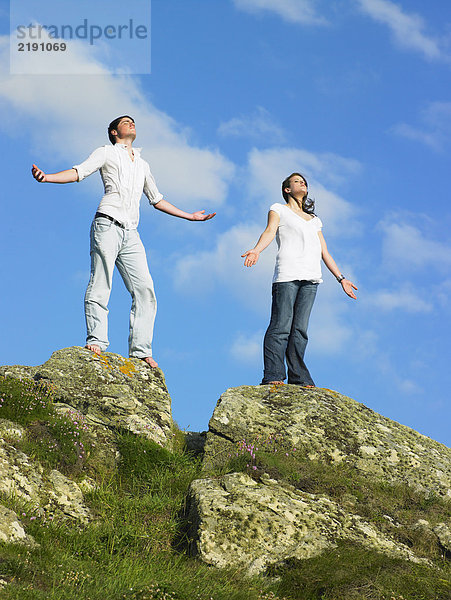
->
[[318, 231, 358, 299], [242, 210, 280, 267]]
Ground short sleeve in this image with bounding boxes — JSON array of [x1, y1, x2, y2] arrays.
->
[[143, 162, 163, 205], [314, 217, 323, 230], [73, 146, 106, 182], [269, 203, 282, 215]]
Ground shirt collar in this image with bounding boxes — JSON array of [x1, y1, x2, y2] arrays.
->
[[114, 144, 142, 152], [116, 144, 142, 154]]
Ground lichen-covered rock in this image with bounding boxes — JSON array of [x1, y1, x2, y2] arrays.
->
[[203, 386, 451, 497], [0, 346, 173, 448], [183, 472, 426, 575], [0, 419, 25, 443], [0, 505, 37, 547], [0, 437, 91, 523], [433, 522, 451, 553]]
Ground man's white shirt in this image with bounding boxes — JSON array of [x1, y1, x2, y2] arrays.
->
[[73, 144, 163, 229]]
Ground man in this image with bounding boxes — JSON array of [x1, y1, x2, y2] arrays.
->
[[31, 115, 215, 367]]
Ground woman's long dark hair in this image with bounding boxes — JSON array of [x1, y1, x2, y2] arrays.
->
[[282, 172, 315, 215]]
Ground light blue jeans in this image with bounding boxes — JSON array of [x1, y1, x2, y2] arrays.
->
[[84, 217, 157, 358], [262, 280, 318, 385]]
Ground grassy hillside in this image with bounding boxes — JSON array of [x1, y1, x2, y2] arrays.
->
[[0, 376, 450, 599]]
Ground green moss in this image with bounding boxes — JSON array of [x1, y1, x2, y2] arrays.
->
[[0, 376, 54, 425], [271, 541, 451, 600], [0, 429, 291, 600], [0, 376, 92, 475], [219, 437, 451, 565]]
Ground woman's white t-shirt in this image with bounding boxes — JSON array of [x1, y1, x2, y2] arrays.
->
[[270, 203, 323, 284]]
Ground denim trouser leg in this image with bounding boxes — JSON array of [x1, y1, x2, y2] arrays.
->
[[115, 231, 157, 358], [84, 218, 157, 357], [262, 280, 317, 385], [84, 219, 119, 351], [286, 281, 317, 385], [262, 281, 300, 383]]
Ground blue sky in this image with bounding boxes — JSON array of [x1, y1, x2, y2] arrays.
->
[[1, 0, 450, 446]]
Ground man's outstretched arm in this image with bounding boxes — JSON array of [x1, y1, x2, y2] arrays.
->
[[153, 199, 216, 221], [31, 164, 78, 184]]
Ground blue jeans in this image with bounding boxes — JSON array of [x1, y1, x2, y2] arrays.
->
[[84, 217, 157, 358], [262, 280, 318, 385]]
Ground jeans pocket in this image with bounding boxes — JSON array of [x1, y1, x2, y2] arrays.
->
[[93, 217, 113, 233]]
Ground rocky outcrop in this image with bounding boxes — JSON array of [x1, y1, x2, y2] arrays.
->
[[0, 505, 37, 547], [180, 384, 451, 574], [0, 347, 174, 543], [202, 385, 451, 497], [183, 472, 428, 576], [1, 353, 449, 580], [0, 419, 91, 523], [0, 346, 173, 448]]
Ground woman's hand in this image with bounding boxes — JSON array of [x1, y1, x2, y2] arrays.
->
[[241, 249, 260, 267], [341, 279, 358, 300]]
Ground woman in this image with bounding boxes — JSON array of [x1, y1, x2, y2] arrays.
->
[[242, 172, 357, 386]]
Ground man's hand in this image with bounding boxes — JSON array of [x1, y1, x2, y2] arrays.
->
[[241, 249, 259, 267], [190, 210, 216, 221], [31, 164, 47, 182], [31, 165, 78, 184], [341, 279, 358, 300]]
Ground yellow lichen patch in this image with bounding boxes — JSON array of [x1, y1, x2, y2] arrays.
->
[[269, 383, 285, 393], [90, 353, 137, 378], [97, 355, 114, 371], [118, 358, 137, 378]]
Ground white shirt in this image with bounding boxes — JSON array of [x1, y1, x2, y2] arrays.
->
[[73, 144, 163, 229], [270, 203, 323, 284]]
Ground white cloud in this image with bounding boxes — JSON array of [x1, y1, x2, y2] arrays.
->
[[307, 276, 357, 354], [233, 0, 328, 26], [0, 35, 234, 207], [391, 102, 451, 150], [230, 331, 264, 363], [422, 102, 451, 129], [367, 285, 433, 313], [174, 223, 276, 311], [396, 378, 422, 395], [218, 107, 285, 144], [436, 279, 451, 311], [356, 0, 444, 61], [174, 144, 362, 303], [390, 123, 440, 150], [374, 351, 423, 395], [379, 220, 451, 272], [245, 147, 361, 236], [9, 29, 110, 76], [174, 145, 363, 357], [225, 277, 358, 362]]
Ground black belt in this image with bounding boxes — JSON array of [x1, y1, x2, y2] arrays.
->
[[95, 212, 125, 229]]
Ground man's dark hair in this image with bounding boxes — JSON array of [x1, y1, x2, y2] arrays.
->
[[108, 115, 134, 144], [282, 172, 315, 215]]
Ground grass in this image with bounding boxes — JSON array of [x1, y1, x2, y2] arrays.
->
[[270, 542, 450, 600], [0, 376, 54, 424], [0, 376, 290, 600], [0, 376, 450, 599], [219, 434, 451, 599], [0, 431, 291, 600], [0, 375, 90, 474]]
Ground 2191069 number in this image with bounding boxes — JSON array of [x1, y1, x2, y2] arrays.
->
[[18, 42, 67, 51]]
